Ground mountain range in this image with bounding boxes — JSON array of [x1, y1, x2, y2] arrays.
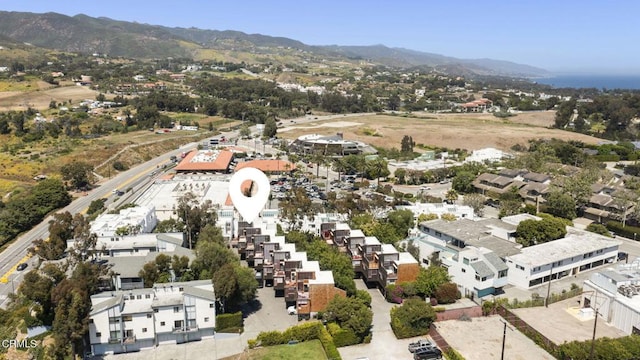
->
[[0, 11, 549, 77]]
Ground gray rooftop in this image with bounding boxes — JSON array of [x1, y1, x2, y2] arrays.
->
[[471, 261, 494, 278], [183, 286, 216, 302], [484, 251, 508, 272], [90, 294, 122, 315]]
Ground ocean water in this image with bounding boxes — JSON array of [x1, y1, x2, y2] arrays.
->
[[535, 75, 640, 90]]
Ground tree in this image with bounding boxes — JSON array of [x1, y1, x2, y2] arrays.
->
[[400, 135, 415, 153], [68, 214, 97, 264], [463, 193, 485, 216], [394, 168, 407, 184], [415, 265, 450, 298], [31, 211, 73, 260], [239, 124, 251, 138], [61, 161, 95, 190], [213, 263, 257, 313], [323, 295, 373, 341], [516, 217, 567, 247], [390, 298, 436, 338], [586, 223, 611, 237], [445, 189, 459, 204], [545, 191, 577, 220], [386, 209, 415, 240], [279, 186, 314, 231], [213, 263, 237, 313], [499, 186, 523, 217], [263, 117, 277, 138], [452, 171, 477, 194], [177, 192, 218, 248], [434, 282, 461, 304]]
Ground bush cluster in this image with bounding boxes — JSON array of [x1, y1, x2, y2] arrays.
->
[[215, 311, 243, 333]]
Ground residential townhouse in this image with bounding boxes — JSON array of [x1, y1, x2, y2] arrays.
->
[[442, 246, 509, 298], [234, 224, 346, 319], [320, 222, 420, 291], [88, 280, 215, 355], [413, 218, 521, 297], [583, 184, 636, 225], [472, 169, 552, 203]]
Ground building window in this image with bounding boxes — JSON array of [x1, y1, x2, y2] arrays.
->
[[142, 328, 147, 333], [210, 303, 214, 308], [174, 306, 181, 313], [475, 274, 480, 281], [461, 268, 466, 273], [481, 276, 488, 281], [463, 258, 469, 265], [89, 319, 94, 324], [154, 308, 159, 313], [204, 317, 210, 322], [498, 270, 508, 278], [147, 314, 152, 319], [160, 321, 165, 326], [516, 264, 525, 271], [435, 231, 442, 237], [95, 332, 101, 337], [179, 287, 184, 291], [137, 295, 142, 299], [145, 294, 151, 299], [123, 315, 132, 322]]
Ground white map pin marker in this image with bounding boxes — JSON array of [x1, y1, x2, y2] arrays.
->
[[229, 167, 271, 223]]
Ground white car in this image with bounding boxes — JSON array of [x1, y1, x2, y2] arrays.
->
[[287, 306, 297, 315]]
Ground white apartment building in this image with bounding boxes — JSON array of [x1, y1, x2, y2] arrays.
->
[[506, 233, 620, 289], [582, 259, 640, 335], [88, 280, 215, 355], [90, 206, 158, 238], [442, 246, 509, 299], [398, 203, 475, 222]]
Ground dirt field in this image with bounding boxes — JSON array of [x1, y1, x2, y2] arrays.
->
[[0, 84, 98, 110], [435, 316, 555, 360], [512, 296, 627, 344], [278, 112, 600, 152]]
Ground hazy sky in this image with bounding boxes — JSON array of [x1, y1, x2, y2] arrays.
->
[[1, 0, 637, 74]]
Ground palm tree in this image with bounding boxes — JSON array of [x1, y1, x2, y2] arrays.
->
[[446, 189, 459, 204]]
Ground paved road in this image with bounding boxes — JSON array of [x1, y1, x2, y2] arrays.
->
[[0, 142, 200, 307]]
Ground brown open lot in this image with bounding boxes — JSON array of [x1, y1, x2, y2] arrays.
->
[[0, 84, 98, 110], [512, 296, 627, 344], [435, 316, 555, 360], [278, 112, 600, 151]]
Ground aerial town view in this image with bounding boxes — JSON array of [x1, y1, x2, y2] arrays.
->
[[1, 1, 640, 360]]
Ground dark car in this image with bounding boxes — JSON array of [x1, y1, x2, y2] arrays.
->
[[618, 251, 629, 261], [413, 347, 442, 360], [16, 263, 28, 271]]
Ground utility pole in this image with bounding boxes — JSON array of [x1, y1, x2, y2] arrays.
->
[[500, 319, 513, 360], [590, 291, 599, 360]]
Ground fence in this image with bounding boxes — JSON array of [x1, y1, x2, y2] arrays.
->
[[435, 305, 483, 321], [428, 323, 451, 353]]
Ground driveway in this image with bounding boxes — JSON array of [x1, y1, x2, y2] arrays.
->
[[338, 281, 428, 360]]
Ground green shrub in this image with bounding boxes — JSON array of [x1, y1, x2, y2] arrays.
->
[[433, 306, 446, 313], [216, 311, 244, 332], [444, 347, 466, 360], [355, 289, 372, 307], [390, 298, 436, 339], [331, 327, 359, 347], [318, 324, 341, 360], [256, 330, 284, 346], [606, 221, 640, 240], [435, 282, 461, 304]]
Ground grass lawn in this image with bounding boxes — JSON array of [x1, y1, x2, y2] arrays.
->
[[222, 340, 327, 360]]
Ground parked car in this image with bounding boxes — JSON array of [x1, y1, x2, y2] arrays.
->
[[413, 348, 442, 360], [16, 263, 28, 271], [618, 251, 629, 261], [408, 339, 437, 353]]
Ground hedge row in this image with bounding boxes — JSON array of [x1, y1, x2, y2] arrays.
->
[[215, 311, 243, 332], [327, 323, 359, 347], [606, 221, 640, 240], [249, 321, 341, 360]]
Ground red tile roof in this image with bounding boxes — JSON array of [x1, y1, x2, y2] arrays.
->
[[174, 150, 234, 172], [235, 159, 296, 173]]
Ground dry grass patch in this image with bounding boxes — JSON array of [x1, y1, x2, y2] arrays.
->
[[278, 113, 600, 151]]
